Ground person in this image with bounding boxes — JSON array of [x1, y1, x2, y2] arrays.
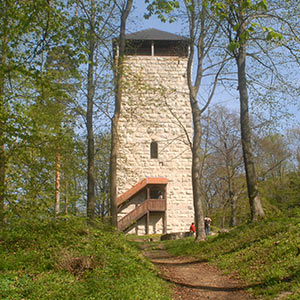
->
[[189, 222, 196, 235], [204, 216, 212, 236]]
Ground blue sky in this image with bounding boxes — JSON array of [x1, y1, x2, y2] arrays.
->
[[127, 2, 300, 131], [129, 2, 185, 34], [128, 3, 243, 110]]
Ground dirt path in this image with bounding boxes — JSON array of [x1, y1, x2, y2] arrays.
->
[[141, 243, 257, 300]]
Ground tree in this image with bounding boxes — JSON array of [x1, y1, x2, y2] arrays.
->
[[0, 0, 66, 224], [213, 0, 279, 221], [255, 133, 290, 180], [43, 45, 81, 216], [70, 0, 117, 220], [287, 128, 300, 173], [95, 131, 111, 218], [202, 106, 244, 227], [86, 0, 97, 220], [110, 0, 133, 227], [146, 0, 226, 240]]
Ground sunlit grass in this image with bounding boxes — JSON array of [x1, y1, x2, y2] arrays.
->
[[0, 217, 172, 300], [164, 209, 300, 299]]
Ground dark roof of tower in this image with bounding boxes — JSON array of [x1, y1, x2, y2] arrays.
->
[[125, 28, 188, 41]]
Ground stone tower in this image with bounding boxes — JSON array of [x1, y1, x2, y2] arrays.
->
[[115, 28, 194, 235]]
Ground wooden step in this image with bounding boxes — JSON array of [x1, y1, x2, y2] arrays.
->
[[118, 199, 166, 231]]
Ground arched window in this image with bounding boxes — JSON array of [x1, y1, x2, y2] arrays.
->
[[150, 141, 158, 159]]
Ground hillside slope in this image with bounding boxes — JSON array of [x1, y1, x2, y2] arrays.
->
[[0, 217, 171, 300], [164, 210, 300, 299]]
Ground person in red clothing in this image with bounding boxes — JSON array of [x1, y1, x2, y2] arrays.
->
[[189, 222, 196, 235]]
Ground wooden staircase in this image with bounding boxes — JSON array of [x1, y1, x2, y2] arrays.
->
[[117, 177, 168, 233]]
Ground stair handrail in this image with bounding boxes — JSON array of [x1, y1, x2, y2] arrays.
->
[[117, 177, 168, 207], [118, 201, 148, 231], [118, 199, 166, 231]]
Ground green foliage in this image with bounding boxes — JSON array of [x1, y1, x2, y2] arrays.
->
[[213, 0, 268, 13], [1, 0, 85, 219], [144, 0, 180, 22], [227, 41, 240, 52], [0, 217, 171, 300], [94, 131, 111, 217], [164, 214, 300, 299], [213, 0, 282, 52], [259, 173, 300, 211]]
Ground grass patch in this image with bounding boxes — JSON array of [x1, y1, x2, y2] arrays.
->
[[0, 217, 171, 300], [164, 211, 300, 299]]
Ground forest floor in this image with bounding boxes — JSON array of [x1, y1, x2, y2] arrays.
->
[[140, 242, 257, 300]]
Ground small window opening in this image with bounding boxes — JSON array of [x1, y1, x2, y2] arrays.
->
[[150, 141, 158, 159], [150, 189, 163, 199]]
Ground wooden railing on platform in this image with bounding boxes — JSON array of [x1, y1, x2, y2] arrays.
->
[[117, 177, 168, 207], [118, 199, 166, 232]]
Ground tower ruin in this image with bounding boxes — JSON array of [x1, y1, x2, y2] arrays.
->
[[115, 28, 194, 235]]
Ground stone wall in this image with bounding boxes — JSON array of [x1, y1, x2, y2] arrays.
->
[[117, 55, 194, 234]]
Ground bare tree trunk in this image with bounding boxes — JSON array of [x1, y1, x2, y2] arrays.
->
[[221, 215, 225, 229], [86, 0, 96, 220], [227, 162, 237, 227], [110, 0, 133, 227], [55, 150, 61, 216], [65, 180, 68, 215], [229, 191, 237, 227], [236, 41, 265, 222], [224, 141, 237, 227], [184, 0, 214, 241], [192, 105, 206, 241], [0, 145, 5, 225], [0, 8, 8, 226], [101, 189, 105, 218], [110, 116, 118, 227]]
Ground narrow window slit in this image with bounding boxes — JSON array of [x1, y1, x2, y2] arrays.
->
[[150, 141, 158, 159]]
